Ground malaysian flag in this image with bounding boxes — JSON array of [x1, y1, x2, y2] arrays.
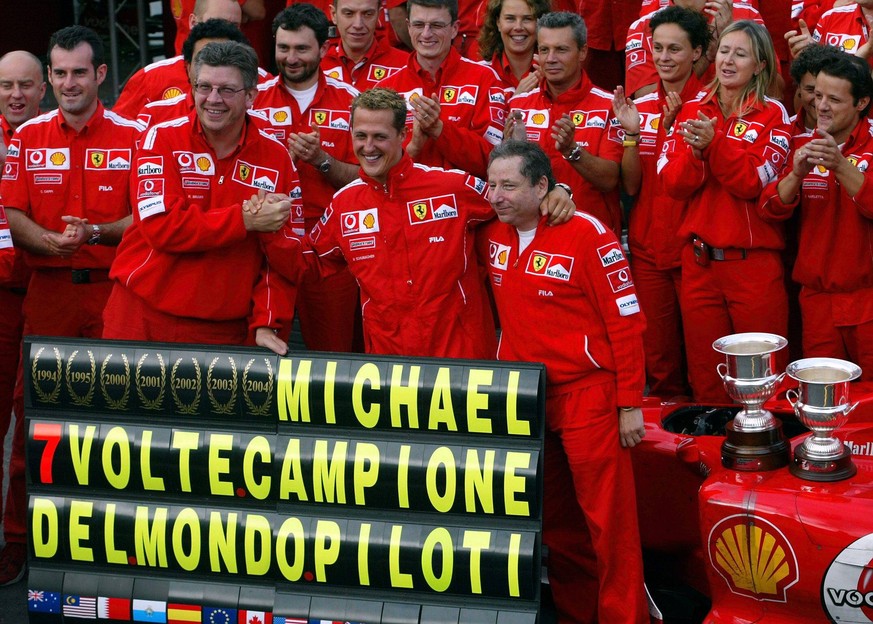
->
[[63, 594, 97, 618]]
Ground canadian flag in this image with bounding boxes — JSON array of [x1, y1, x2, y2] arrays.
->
[[239, 610, 273, 624]]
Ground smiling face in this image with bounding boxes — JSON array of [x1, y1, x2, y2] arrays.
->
[[652, 22, 699, 89], [487, 155, 546, 231], [352, 107, 406, 183], [48, 42, 105, 121], [331, 0, 380, 58], [0, 52, 45, 131], [193, 63, 253, 142], [815, 72, 867, 144], [715, 30, 763, 94], [408, 4, 458, 65], [497, 0, 537, 58], [275, 26, 326, 89], [536, 26, 585, 95]]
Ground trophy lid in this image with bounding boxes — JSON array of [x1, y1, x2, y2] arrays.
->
[[712, 333, 787, 356]]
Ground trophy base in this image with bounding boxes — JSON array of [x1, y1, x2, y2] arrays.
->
[[789, 444, 857, 482], [721, 421, 790, 471]]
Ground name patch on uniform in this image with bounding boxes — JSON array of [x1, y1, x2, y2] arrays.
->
[[233, 160, 278, 192], [407, 195, 459, 224], [489, 242, 511, 270], [350, 236, 376, 250], [606, 268, 634, 293], [25, 148, 70, 170], [174, 151, 215, 175], [597, 242, 625, 267], [137, 156, 164, 176], [138, 196, 166, 219], [137, 178, 164, 199], [526, 251, 573, 281], [182, 177, 210, 189], [33, 174, 62, 185], [86, 149, 131, 170], [342, 208, 380, 236], [616, 294, 640, 316]]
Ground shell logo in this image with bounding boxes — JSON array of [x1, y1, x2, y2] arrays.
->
[[532, 113, 546, 126], [362, 213, 375, 229], [196, 157, 211, 172], [328, 70, 340, 79], [50, 152, 66, 166], [708, 515, 798, 602], [498, 250, 507, 265], [171, 0, 182, 19], [650, 117, 660, 130], [817, 164, 828, 174], [273, 111, 288, 123], [844, 38, 857, 51], [162, 87, 183, 100]]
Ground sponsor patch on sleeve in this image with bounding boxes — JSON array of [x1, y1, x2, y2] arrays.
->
[[597, 241, 625, 267], [137, 178, 164, 199], [607, 267, 634, 293], [0, 230, 12, 249], [138, 196, 166, 220], [465, 174, 488, 196], [2, 162, 18, 181], [616, 293, 640, 316], [137, 156, 164, 176]]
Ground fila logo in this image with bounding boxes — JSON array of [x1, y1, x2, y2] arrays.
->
[[538, 290, 554, 297], [98, 185, 113, 191], [429, 236, 445, 243]]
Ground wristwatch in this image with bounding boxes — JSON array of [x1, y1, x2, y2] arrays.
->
[[317, 157, 332, 174], [86, 224, 101, 245], [564, 145, 582, 162]]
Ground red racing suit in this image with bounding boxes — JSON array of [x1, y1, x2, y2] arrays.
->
[[813, 4, 871, 60], [105, 111, 302, 341], [660, 94, 791, 402], [376, 48, 506, 178], [293, 153, 497, 358], [626, 75, 704, 397], [478, 212, 647, 623], [759, 118, 873, 377], [625, 2, 764, 97], [253, 72, 361, 351], [508, 74, 623, 233], [322, 36, 408, 92]]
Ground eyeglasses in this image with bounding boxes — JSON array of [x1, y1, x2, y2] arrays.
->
[[408, 20, 452, 32], [193, 83, 247, 98]]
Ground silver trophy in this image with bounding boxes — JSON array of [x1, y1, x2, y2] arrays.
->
[[713, 333, 790, 470], [787, 357, 861, 481]]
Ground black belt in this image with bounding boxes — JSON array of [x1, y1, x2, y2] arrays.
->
[[692, 236, 747, 261], [71, 269, 111, 284]]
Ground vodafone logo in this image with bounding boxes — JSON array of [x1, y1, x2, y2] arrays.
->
[[344, 213, 357, 230], [29, 151, 43, 165], [177, 152, 193, 168], [823, 533, 873, 622]]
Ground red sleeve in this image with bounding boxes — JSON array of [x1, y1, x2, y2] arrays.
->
[[658, 105, 707, 200], [113, 68, 149, 120], [0, 205, 14, 282], [704, 107, 791, 200], [625, 18, 657, 97], [248, 262, 296, 338], [433, 80, 506, 178], [758, 135, 806, 222], [131, 136, 248, 253]]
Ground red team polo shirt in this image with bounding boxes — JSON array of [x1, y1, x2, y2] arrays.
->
[[0, 103, 143, 270], [508, 74, 624, 233], [813, 4, 870, 57], [322, 36, 408, 91], [109, 111, 302, 328], [376, 48, 506, 178], [253, 72, 359, 226]]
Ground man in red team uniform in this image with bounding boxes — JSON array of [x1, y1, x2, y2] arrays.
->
[[480, 140, 648, 624], [507, 12, 624, 233], [114, 0, 244, 118], [376, 0, 507, 178], [0, 26, 143, 584], [761, 53, 873, 377], [0, 50, 44, 586], [104, 41, 300, 350], [322, 0, 408, 90], [254, 4, 362, 352]]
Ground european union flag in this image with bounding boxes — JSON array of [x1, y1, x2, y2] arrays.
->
[[28, 589, 61, 613], [204, 606, 238, 624]]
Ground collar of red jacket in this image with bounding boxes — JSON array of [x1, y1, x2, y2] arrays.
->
[[410, 46, 462, 85], [56, 99, 105, 134], [538, 71, 593, 104], [360, 150, 415, 190]]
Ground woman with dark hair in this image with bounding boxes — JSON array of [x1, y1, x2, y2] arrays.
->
[[660, 19, 792, 402], [477, 0, 550, 94], [611, 5, 711, 399]]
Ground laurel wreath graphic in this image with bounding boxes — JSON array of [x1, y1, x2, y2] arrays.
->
[[31, 347, 62, 404], [65, 349, 96, 406], [100, 353, 130, 410], [171, 357, 202, 414], [242, 357, 273, 416], [136, 353, 166, 410], [207, 356, 238, 415]]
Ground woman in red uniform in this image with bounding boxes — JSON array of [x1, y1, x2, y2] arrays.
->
[[611, 6, 711, 399], [477, 0, 549, 95], [660, 20, 792, 402]]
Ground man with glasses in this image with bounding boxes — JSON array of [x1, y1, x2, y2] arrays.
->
[[0, 26, 143, 585], [376, 0, 507, 177], [254, 4, 362, 352], [103, 41, 301, 352]]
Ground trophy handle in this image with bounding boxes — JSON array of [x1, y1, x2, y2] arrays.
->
[[786, 388, 799, 408], [716, 362, 728, 380], [845, 401, 859, 416]]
